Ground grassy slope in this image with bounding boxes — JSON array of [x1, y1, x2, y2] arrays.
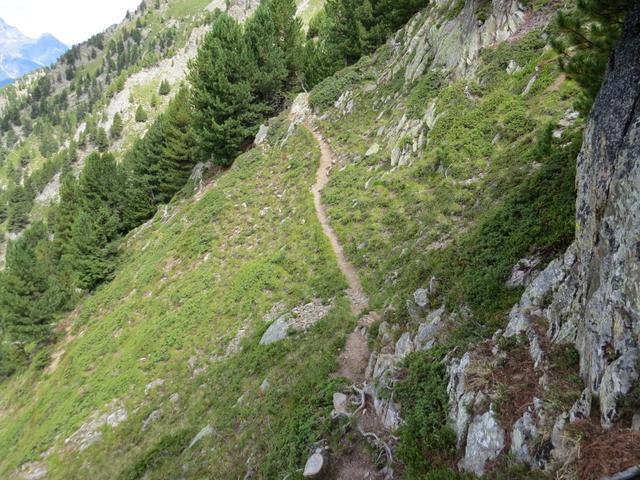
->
[[310, 13, 582, 476], [0, 124, 351, 479], [314, 28, 581, 340], [0, 3, 584, 480]]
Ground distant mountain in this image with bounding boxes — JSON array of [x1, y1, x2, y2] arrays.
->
[[0, 18, 67, 86]]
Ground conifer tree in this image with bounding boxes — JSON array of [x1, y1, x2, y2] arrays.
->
[[135, 104, 148, 122], [189, 13, 259, 165], [52, 172, 79, 260], [110, 112, 124, 139], [553, 0, 636, 114], [266, 0, 304, 88], [96, 127, 109, 152], [0, 224, 54, 349], [244, 5, 289, 110], [6, 186, 31, 233], [158, 79, 171, 96], [70, 207, 119, 290], [157, 88, 195, 201]]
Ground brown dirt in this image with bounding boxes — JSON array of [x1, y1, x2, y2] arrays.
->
[[568, 420, 640, 480], [307, 124, 369, 317]]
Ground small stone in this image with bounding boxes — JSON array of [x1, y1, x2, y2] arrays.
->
[[259, 379, 270, 395], [413, 288, 429, 308], [378, 321, 396, 346], [333, 392, 349, 416], [144, 379, 165, 394], [506, 60, 521, 75], [303, 452, 326, 478], [459, 409, 505, 476], [188, 425, 214, 449], [259, 316, 290, 345], [254, 124, 269, 145], [395, 332, 414, 359], [142, 410, 161, 431], [365, 143, 380, 157], [569, 388, 592, 422], [511, 411, 538, 462], [632, 414, 640, 432], [169, 393, 180, 403]]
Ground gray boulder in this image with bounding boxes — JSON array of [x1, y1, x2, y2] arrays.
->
[[188, 424, 214, 449], [459, 409, 505, 476], [259, 316, 289, 345]]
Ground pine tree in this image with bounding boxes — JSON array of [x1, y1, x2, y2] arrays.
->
[[96, 127, 109, 152], [0, 224, 54, 349], [78, 152, 125, 218], [52, 172, 79, 260], [6, 186, 31, 233], [244, 5, 289, 110], [189, 13, 260, 166], [553, 0, 636, 114], [135, 104, 148, 122], [157, 88, 196, 201], [158, 79, 171, 96], [324, 0, 370, 66], [266, 0, 304, 88], [110, 112, 124, 139], [70, 206, 119, 290]]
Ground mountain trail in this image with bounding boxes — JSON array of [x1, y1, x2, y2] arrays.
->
[[306, 123, 386, 479]]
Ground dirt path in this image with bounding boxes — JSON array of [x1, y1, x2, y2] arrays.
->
[[306, 123, 386, 479], [307, 125, 369, 317]]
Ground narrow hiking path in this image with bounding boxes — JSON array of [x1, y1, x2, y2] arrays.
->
[[308, 125, 368, 317], [305, 123, 387, 479]]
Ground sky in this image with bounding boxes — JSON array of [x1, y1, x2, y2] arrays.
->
[[0, 0, 142, 45]]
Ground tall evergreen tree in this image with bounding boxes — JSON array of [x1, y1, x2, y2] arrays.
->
[[52, 172, 79, 260], [70, 153, 124, 290], [111, 112, 124, 139], [70, 207, 119, 290], [0, 224, 54, 349], [157, 88, 196, 202], [6, 186, 31, 233], [96, 127, 109, 152], [244, 5, 289, 110], [189, 13, 260, 166], [266, 0, 304, 88]]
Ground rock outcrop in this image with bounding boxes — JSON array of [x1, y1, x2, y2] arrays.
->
[[444, 5, 640, 474]]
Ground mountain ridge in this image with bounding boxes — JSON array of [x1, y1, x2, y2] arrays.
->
[[0, 17, 67, 86]]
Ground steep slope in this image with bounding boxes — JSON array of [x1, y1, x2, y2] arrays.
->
[[0, 18, 67, 86], [0, 121, 351, 479], [0, 0, 318, 267], [1, 0, 638, 479]]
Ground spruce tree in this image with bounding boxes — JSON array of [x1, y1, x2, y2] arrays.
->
[[135, 104, 148, 122], [158, 79, 171, 96], [157, 88, 196, 201], [6, 186, 31, 233], [110, 112, 124, 139], [266, 0, 304, 88], [0, 224, 53, 349], [189, 13, 259, 166], [52, 172, 79, 260], [96, 127, 109, 152], [244, 5, 289, 110], [70, 207, 119, 290]]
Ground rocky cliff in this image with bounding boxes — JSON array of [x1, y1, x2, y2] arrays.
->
[[446, 4, 640, 476]]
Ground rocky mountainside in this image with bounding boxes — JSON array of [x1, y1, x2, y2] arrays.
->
[[0, 0, 638, 479], [0, 18, 67, 86]]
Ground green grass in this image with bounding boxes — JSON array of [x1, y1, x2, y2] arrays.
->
[[0, 125, 353, 479], [310, 27, 581, 475]]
